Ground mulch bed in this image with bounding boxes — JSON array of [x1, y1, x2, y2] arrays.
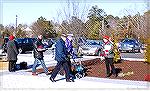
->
[[28, 59, 150, 81]]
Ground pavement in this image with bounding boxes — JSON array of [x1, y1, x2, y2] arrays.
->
[[0, 49, 149, 91], [0, 70, 149, 90]]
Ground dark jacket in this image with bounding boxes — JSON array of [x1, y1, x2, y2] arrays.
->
[[55, 38, 67, 62], [33, 39, 45, 60], [7, 40, 19, 61]]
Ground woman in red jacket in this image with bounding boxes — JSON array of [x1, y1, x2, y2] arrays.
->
[[102, 36, 117, 78]]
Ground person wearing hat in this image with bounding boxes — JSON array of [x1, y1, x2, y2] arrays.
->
[[50, 33, 74, 82], [66, 34, 76, 78], [7, 35, 19, 72], [32, 35, 50, 75], [59, 34, 75, 77], [101, 35, 117, 77]]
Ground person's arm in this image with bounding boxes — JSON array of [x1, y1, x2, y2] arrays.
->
[[33, 41, 38, 52], [109, 43, 114, 54], [13, 41, 19, 55]]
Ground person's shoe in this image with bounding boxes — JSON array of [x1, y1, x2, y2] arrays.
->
[[66, 79, 72, 82], [69, 76, 75, 82], [113, 73, 118, 78], [49, 77, 56, 82], [32, 72, 38, 76], [66, 78, 74, 82], [9, 70, 16, 72], [46, 71, 52, 75], [106, 74, 111, 78]]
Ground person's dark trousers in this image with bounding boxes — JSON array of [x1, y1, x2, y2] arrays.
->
[[67, 60, 72, 74], [59, 59, 72, 76], [9, 60, 17, 72], [67, 60, 75, 79], [104, 58, 116, 76], [50, 61, 70, 80]]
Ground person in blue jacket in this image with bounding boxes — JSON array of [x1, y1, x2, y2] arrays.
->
[[49, 34, 74, 82]]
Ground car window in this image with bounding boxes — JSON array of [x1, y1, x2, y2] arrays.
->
[[122, 39, 140, 45], [23, 39, 28, 43], [86, 42, 99, 45], [16, 39, 23, 44], [22, 38, 33, 43], [123, 39, 134, 43]]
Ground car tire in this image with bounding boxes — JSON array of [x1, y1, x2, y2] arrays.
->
[[119, 50, 123, 53], [126, 50, 129, 53], [97, 50, 101, 56], [138, 49, 141, 53], [19, 48, 23, 54], [132, 49, 135, 53]]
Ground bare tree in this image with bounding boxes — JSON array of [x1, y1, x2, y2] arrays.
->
[[53, 0, 89, 32]]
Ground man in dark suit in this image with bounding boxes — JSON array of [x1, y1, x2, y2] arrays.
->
[[50, 34, 74, 82], [7, 35, 19, 72]]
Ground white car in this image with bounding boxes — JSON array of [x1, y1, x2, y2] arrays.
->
[[80, 40, 102, 56]]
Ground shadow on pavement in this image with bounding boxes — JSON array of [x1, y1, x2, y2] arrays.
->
[[16, 63, 41, 71], [55, 78, 66, 81]]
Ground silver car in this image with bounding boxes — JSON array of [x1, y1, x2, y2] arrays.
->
[[79, 40, 102, 56]]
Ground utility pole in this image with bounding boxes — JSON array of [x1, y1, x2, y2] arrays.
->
[[14, 15, 18, 37]]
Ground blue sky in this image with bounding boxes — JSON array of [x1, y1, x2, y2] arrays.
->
[[0, 0, 148, 26]]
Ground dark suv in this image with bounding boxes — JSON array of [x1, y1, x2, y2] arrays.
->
[[15, 38, 36, 53]]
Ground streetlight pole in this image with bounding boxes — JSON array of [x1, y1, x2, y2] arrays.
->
[[15, 15, 18, 37]]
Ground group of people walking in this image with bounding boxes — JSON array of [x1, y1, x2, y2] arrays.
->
[[6, 33, 117, 82]]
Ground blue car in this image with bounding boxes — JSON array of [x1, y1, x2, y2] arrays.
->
[[118, 38, 142, 53]]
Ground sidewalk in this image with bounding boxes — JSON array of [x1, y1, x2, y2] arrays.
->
[[0, 50, 149, 90], [0, 70, 149, 90]]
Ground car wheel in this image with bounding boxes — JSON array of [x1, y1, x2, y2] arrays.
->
[[132, 49, 136, 53], [19, 48, 23, 54], [97, 50, 101, 56], [119, 50, 123, 53], [126, 50, 129, 53], [138, 49, 141, 53]]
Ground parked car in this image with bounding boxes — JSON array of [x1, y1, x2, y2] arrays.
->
[[118, 38, 142, 53], [79, 40, 103, 56], [15, 38, 36, 53], [2, 37, 9, 53]]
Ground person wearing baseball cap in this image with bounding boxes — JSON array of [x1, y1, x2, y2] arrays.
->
[[101, 35, 117, 78], [7, 35, 19, 72]]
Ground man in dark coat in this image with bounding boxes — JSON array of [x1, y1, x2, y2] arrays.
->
[[32, 35, 50, 75], [50, 34, 74, 82], [7, 35, 19, 72]]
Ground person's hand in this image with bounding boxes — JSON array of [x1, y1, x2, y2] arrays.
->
[[100, 57, 105, 61]]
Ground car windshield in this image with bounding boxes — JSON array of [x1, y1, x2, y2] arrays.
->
[[16, 38, 23, 44], [122, 39, 140, 45], [23, 38, 34, 43], [85, 42, 99, 45], [123, 40, 135, 43]]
